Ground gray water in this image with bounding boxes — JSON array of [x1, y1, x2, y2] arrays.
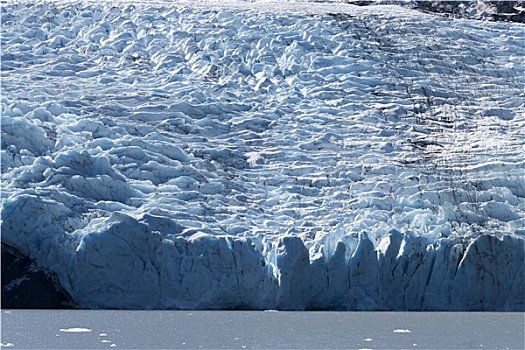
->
[[1, 310, 523, 349]]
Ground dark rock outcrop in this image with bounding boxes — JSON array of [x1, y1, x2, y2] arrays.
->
[[348, 0, 525, 23], [1, 243, 75, 309]]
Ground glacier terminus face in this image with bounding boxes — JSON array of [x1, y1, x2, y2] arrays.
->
[[1, 0, 524, 310]]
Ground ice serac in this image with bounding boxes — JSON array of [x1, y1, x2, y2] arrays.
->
[[348, 232, 381, 310], [69, 213, 276, 310], [422, 237, 464, 310], [451, 234, 525, 311], [71, 213, 164, 309], [326, 241, 350, 309], [273, 236, 310, 310]]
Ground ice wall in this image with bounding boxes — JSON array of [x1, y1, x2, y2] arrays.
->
[[2, 204, 524, 310]]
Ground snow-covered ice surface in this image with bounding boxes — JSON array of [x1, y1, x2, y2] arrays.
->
[[1, 0, 524, 310]]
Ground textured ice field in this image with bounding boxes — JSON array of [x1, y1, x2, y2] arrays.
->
[[1, 0, 524, 310]]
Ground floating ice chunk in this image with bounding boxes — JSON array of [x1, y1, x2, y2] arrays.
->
[[59, 328, 92, 333], [393, 329, 411, 333]]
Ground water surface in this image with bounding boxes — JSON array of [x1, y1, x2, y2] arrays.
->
[[1, 310, 523, 349]]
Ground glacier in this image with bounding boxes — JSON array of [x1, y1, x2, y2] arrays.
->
[[1, 0, 524, 311]]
